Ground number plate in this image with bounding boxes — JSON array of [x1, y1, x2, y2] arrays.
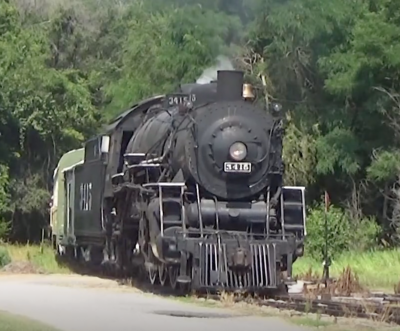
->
[[164, 93, 196, 107], [224, 162, 252, 173]]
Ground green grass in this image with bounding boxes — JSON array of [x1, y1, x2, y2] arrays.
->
[[1, 243, 70, 274], [290, 316, 333, 328], [294, 249, 400, 291], [0, 311, 61, 331]]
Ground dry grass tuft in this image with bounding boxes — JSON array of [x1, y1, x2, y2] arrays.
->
[[334, 266, 365, 296], [301, 265, 367, 298]]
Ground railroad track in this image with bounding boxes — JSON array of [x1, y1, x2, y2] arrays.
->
[[193, 285, 400, 325], [256, 294, 400, 324], [201, 292, 400, 324]]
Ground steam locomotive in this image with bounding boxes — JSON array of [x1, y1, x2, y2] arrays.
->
[[49, 70, 306, 293]]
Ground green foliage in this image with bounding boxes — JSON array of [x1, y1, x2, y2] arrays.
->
[[0, 165, 10, 214], [315, 127, 361, 175], [305, 203, 381, 260], [0, 0, 103, 241], [104, 1, 241, 116], [244, 0, 400, 245], [0, 246, 11, 268], [282, 118, 318, 186], [0, 219, 11, 240], [367, 150, 400, 182]]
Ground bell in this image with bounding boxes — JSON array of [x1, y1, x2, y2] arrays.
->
[[243, 84, 255, 99]]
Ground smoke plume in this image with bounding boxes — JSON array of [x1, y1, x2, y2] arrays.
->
[[196, 55, 234, 84]]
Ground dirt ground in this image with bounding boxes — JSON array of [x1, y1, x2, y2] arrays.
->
[[0, 272, 138, 291]]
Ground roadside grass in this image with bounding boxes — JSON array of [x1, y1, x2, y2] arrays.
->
[[294, 249, 400, 292], [0, 311, 61, 331], [0, 243, 70, 274], [290, 316, 334, 328], [288, 315, 400, 331]]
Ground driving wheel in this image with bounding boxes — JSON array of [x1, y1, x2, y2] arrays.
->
[[148, 266, 158, 285], [168, 266, 179, 289], [158, 264, 168, 286]]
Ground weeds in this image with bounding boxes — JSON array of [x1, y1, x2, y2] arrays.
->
[[334, 266, 365, 296], [295, 249, 400, 291], [0, 243, 69, 274], [0, 246, 10, 267]]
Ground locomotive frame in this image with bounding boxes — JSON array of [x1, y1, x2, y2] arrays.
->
[[49, 70, 307, 294]]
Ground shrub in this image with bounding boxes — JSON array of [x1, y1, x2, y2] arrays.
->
[[304, 203, 381, 260], [0, 246, 11, 267], [0, 219, 10, 239]]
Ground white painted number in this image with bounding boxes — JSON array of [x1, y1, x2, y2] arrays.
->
[[168, 94, 196, 106], [80, 183, 92, 211]]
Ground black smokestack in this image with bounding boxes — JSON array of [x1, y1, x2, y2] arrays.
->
[[217, 70, 244, 101]]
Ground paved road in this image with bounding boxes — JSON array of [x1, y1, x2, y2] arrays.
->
[[0, 275, 308, 331]]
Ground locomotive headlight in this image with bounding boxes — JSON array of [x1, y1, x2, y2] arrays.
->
[[229, 142, 247, 161]]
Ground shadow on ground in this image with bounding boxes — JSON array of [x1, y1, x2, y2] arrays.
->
[[53, 254, 199, 298], [52, 253, 280, 300]]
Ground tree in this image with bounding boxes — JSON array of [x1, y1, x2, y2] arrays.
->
[[0, 0, 101, 241], [104, 1, 242, 116]]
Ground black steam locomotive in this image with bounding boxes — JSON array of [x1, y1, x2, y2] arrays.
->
[[49, 70, 306, 293]]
